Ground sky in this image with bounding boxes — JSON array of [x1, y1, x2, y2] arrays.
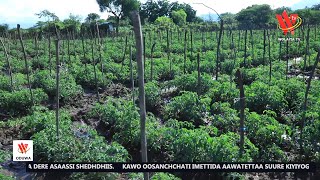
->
[[0, 0, 318, 28]]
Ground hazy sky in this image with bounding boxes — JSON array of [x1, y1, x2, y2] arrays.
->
[[0, 0, 317, 28]]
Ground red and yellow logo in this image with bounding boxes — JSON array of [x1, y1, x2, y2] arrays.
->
[[17, 142, 30, 154], [276, 10, 302, 35]]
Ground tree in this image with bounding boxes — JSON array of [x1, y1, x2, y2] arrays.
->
[[171, 9, 187, 26], [294, 8, 320, 25], [0, 24, 9, 34], [96, 0, 140, 33], [274, 6, 292, 14], [85, 13, 101, 23], [35, 10, 59, 22], [170, 2, 196, 22], [35, 10, 61, 34], [311, 3, 320, 10], [154, 16, 174, 26], [141, 0, 197, 23], [220, 13, 236, 28], [140, 0, 171, 23], [236, 4, 272, 29], [63, 14, 82, 33]]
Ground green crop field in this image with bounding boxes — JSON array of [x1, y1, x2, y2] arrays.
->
[[0, 1, 320, 179]]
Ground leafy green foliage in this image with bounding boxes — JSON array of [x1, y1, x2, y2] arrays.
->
[[32, 123, 128, 162], [1, 7, 320, 180], [164, 91, 210, 126], [259, 143, 288, 162], [33, 70, 82, 103], [236, 4, 273, 29], [0, 73, 26, 91], [245, 111, 291, 161], [145, 81, 162, 112], [172, 71, 214, 95], [245, 81, 288, 114], [0, 88, 47, 116], [206, 81, 239, 105], [276, 78, 305, 111], [171, 9, 187, 26], [87, 97, 162, 155], [0, 174, 14, 180], [0, 149, 11, 162], [152, 121, 258, 162], [154, 16, 174, 26], [302, 118, 320, 162], [21, 107, 70, 134], [151, 172, 181, 180], [210, 102, 240, 135], [74, 64, 114, 90], [29, 109, 128, 162]]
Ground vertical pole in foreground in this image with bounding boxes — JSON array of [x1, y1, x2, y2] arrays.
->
[[236, 69, 245, 158], [197, 52, 201, 95], [55, 39, 60, 140], [131, 11, 149, 180], [300, 49, 320, 157], [17, 24, 34, 105], [130, 46, 134, 104]]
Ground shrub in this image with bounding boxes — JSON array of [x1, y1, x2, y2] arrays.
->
[[245, 111, 292, 161], [172, 71, 214, 95], [259, 143, 288, 162], [87, 98, 161, 150], [32, 56, 49, 70], [246, 112, 290, 146], [0, 149, 11, 162], [151, 172, 181, 180], [302, 118, 320, 162], [0, 174, 14, 180], [154, 122, 258, 162], [5, 57, 26, 73], [31, 110, 128, 163], [0, 73, 27, 91], [21, 107, 70, 135], [144, 58, 181, 81], [103, 62, 131, 85], [154, 16, 174, 26], [210, 102, 240, 134], [145, 81, 162, 112], [245, 81, 288, 114], [74, 64, 114, 90], [276, 78, 305, 111], [33, 70, 82, 103], [209, 132, 258, 162], [164, 91, 210, 126], [206, 81, 239, 105], [0, 88, 48, 116]]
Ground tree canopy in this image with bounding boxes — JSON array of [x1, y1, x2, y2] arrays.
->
[[0, 24, 9, 34], [63, 14, 82, 33], [96, 0, 140, 18], [235, 4, 273, 29], [171, 9, 187, 26], [96, 0, 140, 33], [140, 0, 197, 23], [85, 13, 101, 23]]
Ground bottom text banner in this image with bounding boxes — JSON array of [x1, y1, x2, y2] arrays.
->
[[25, 163, 318, 172]]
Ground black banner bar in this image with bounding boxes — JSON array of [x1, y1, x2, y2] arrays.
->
[[25, 162, 318, 172]]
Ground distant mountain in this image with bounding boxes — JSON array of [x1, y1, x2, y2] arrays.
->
[[7, 22, 34, 29], [291, 0, 319, 10], [199, 14, 219, 22]]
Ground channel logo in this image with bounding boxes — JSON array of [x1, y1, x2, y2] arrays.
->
[[276, 10, 302, 35], [13, 140, 33, 161]]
